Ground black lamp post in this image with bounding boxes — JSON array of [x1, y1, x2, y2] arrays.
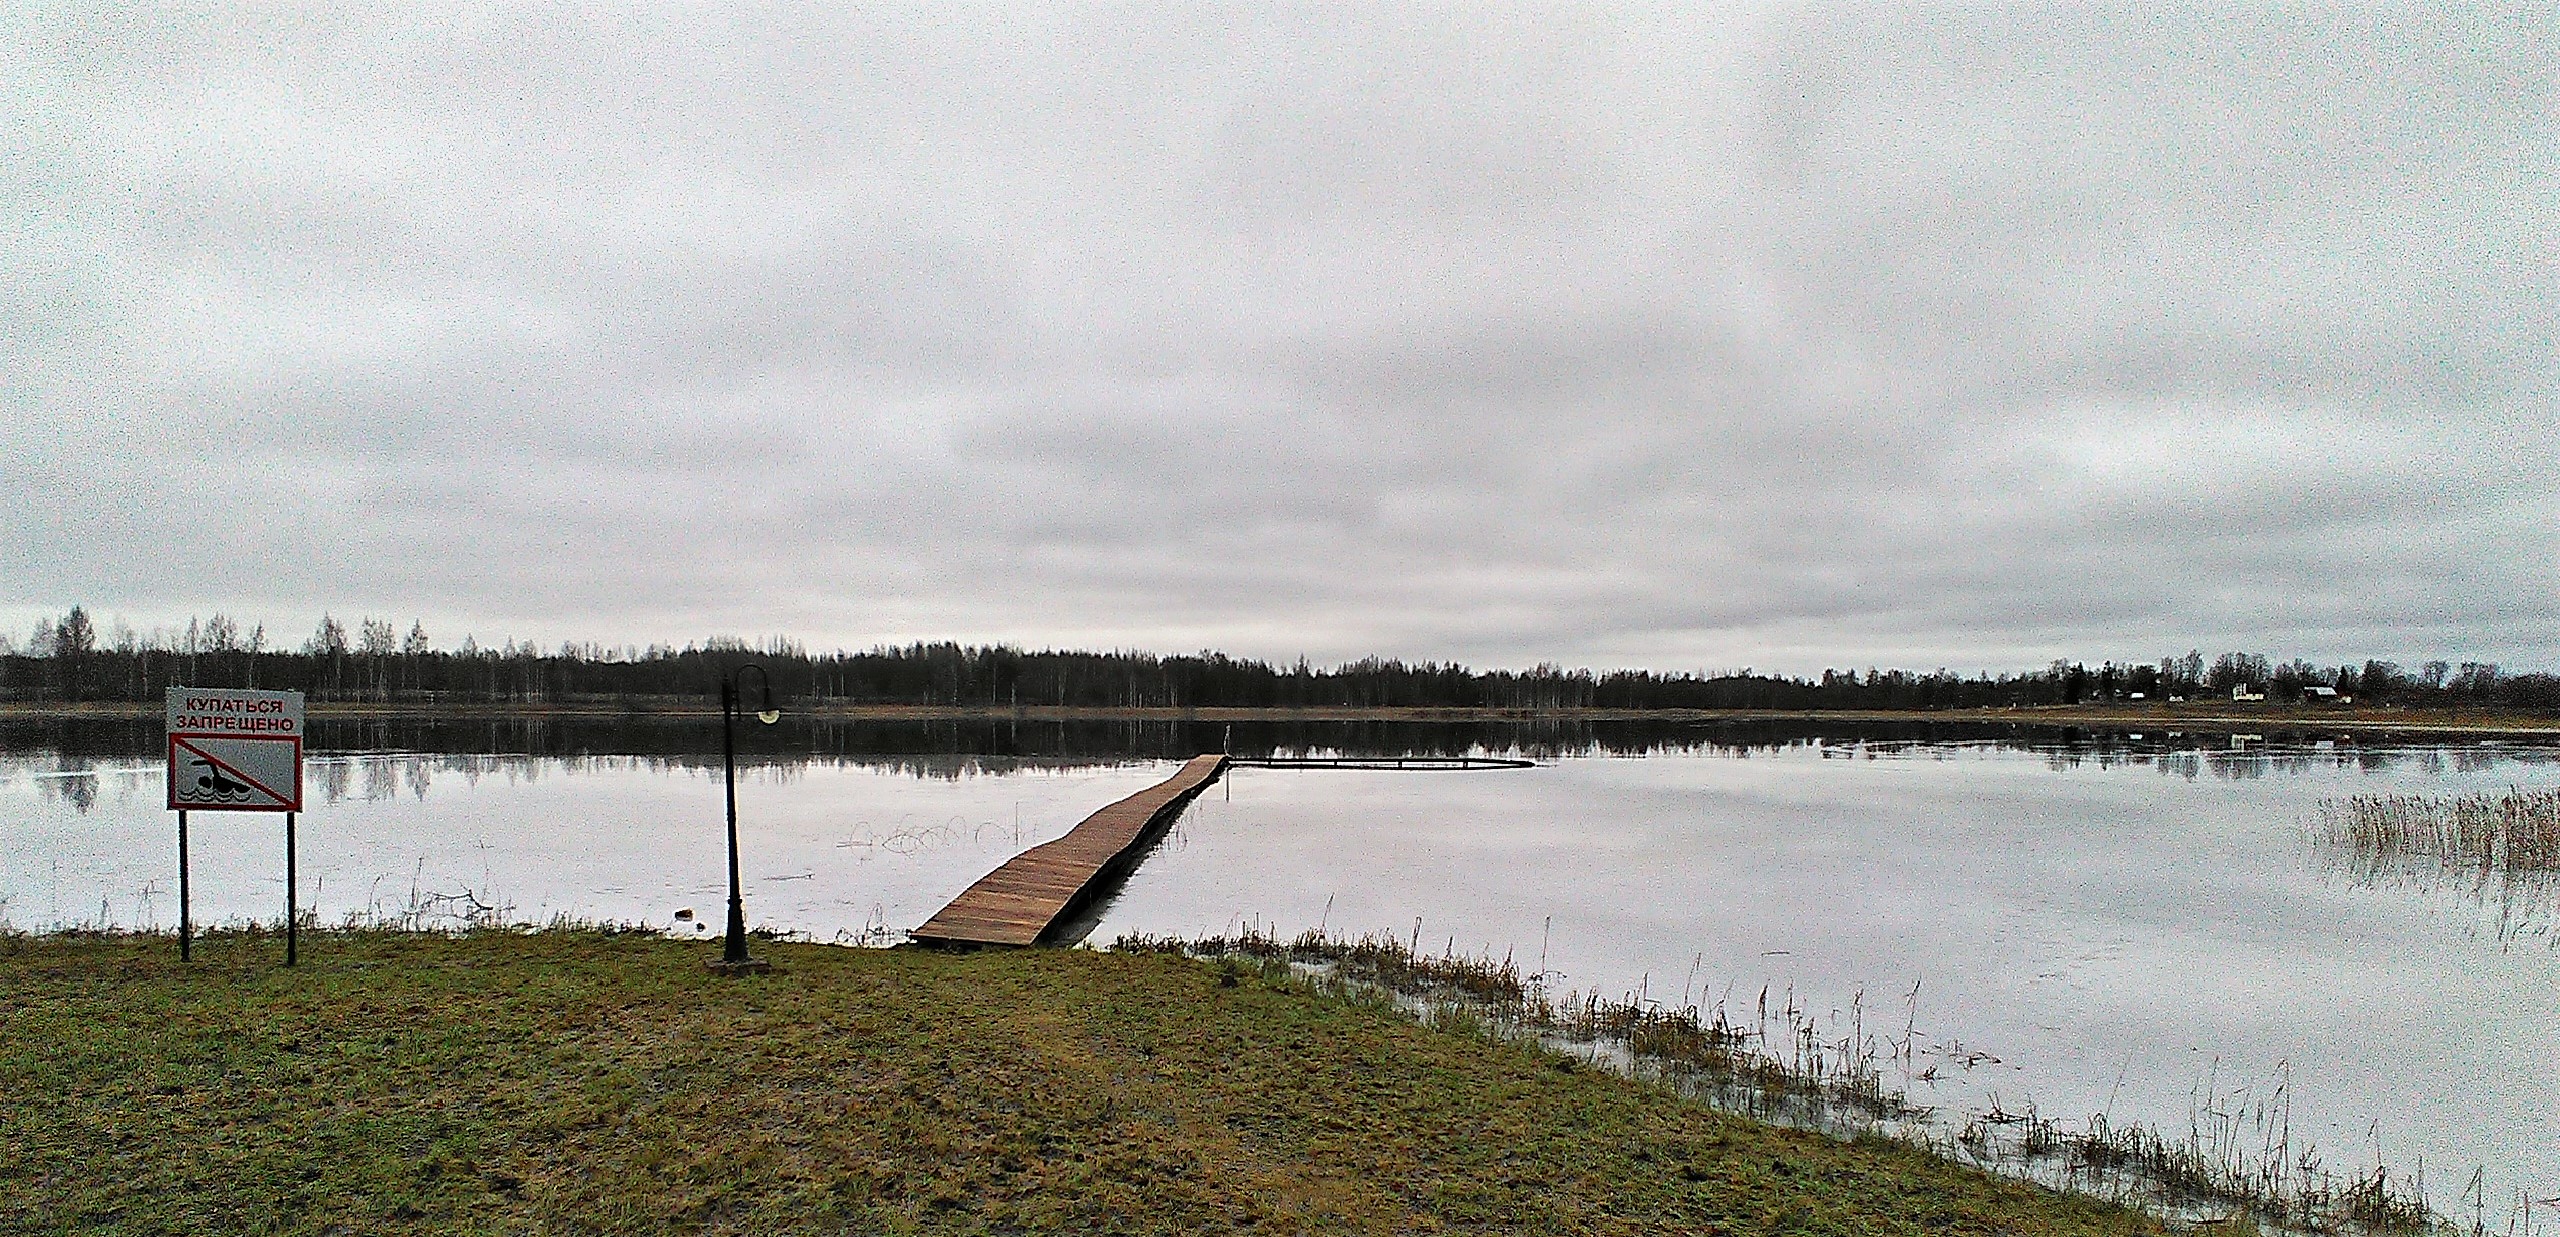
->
[[714, 662, 780, 974]]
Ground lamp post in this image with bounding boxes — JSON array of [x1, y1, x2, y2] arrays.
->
[[714, 662, 780, 974]]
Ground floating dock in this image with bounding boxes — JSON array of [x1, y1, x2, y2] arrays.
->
[[1225, 755, 1535, 770], [910, 754, 1229, 947]]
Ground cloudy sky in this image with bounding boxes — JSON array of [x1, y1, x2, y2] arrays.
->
[[6, 5, 2553, 674]]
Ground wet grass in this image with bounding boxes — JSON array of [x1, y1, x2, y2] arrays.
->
[[0, 926, 2160, 1236], [1959, 1095, 2436, 1235], [1113, 928, 2466, 1237], [1111, 925, 1913, 1131]]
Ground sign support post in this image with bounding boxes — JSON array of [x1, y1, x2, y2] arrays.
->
[[178, 810, 191, 962], [165, 687, 306, 965], [284, 811, 297, 967]]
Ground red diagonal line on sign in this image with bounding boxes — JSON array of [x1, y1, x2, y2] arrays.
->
[[172, 736, 292, 807]]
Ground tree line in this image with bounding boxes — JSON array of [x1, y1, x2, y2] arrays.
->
[[5, 606, 2554, 713]]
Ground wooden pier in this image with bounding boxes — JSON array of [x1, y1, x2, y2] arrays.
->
[[910, 754, 1229, 947]]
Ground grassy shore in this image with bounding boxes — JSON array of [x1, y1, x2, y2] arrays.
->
[[1, 929, 2156, 1236]]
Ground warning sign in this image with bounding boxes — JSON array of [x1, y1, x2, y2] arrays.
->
[[168, 734, 302, 810], [166, 687, 304, 812], [167, 687, 304, 738]]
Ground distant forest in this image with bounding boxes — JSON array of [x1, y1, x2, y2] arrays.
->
[[5, 607, 2554, 713]]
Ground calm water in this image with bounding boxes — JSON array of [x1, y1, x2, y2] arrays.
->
[[5, 721, 2554, 1226]]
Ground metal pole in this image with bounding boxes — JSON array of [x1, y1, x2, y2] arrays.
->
[[722, 677, 747, 965], [178, 810, 191, 963], [284, 810, 297, 967]]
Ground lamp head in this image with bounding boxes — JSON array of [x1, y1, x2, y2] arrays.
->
[[731, 662, 778, 722]]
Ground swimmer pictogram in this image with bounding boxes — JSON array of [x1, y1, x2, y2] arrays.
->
[[190, 756, 255, 800], [166, 734, 301, 811]]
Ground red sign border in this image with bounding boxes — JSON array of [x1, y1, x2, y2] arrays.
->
[[166, 733, 304, 812]]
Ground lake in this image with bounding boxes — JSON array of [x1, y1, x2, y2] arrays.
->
[[5, 716, 2554, 1229]]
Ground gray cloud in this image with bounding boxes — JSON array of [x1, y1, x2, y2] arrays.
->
[[4, 5, 2552, 672]]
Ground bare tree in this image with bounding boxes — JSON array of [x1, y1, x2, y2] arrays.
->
[[55, 606, 95, 657], [48, 607, 96, 699], [2208, 652, 2270, 692], [306, 615, 349, 657], [352, 617, 394, 698], [358, 618, 396, 657], [306, 614, 349, 695]]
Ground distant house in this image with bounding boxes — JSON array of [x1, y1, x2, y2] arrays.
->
[[2301, 685, 2353, 705], [2231, 684, 2266, 702]]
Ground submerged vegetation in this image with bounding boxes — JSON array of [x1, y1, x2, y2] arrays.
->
[[2317, 788, 2560, 875], [1113, 926, 2465, 1236], [1112, 924, 1911, 1131], [2315, 788, 2560, 939]]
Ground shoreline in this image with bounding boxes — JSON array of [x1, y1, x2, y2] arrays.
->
[[4, 698, 2557, 736]]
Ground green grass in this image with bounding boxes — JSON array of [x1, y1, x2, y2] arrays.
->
[[0, 929, 2156, 1236]]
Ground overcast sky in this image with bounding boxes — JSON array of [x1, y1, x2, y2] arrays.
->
[[5, 5, 2553, 674]]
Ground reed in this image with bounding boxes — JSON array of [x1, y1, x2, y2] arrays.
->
[[1986, 1101, 2436, 1234], [2316, 787, 2560, 875]]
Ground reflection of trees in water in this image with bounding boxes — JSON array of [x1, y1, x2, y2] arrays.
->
[[273, 731, 2558, 809], [40, 755, 99, 814], [361, 758, 399, 802], [314, 759, 352, 803], [287, 750, 1157, 805], [2315, 789, 2560, 939], [22, 761, 165, 815], [9, 719, 2559, 804]]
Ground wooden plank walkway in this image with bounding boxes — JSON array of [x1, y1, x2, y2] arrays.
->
[[910, 754, 1229, 947]]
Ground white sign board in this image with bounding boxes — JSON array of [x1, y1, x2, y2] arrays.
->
[[166, 688, 303, 812]]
